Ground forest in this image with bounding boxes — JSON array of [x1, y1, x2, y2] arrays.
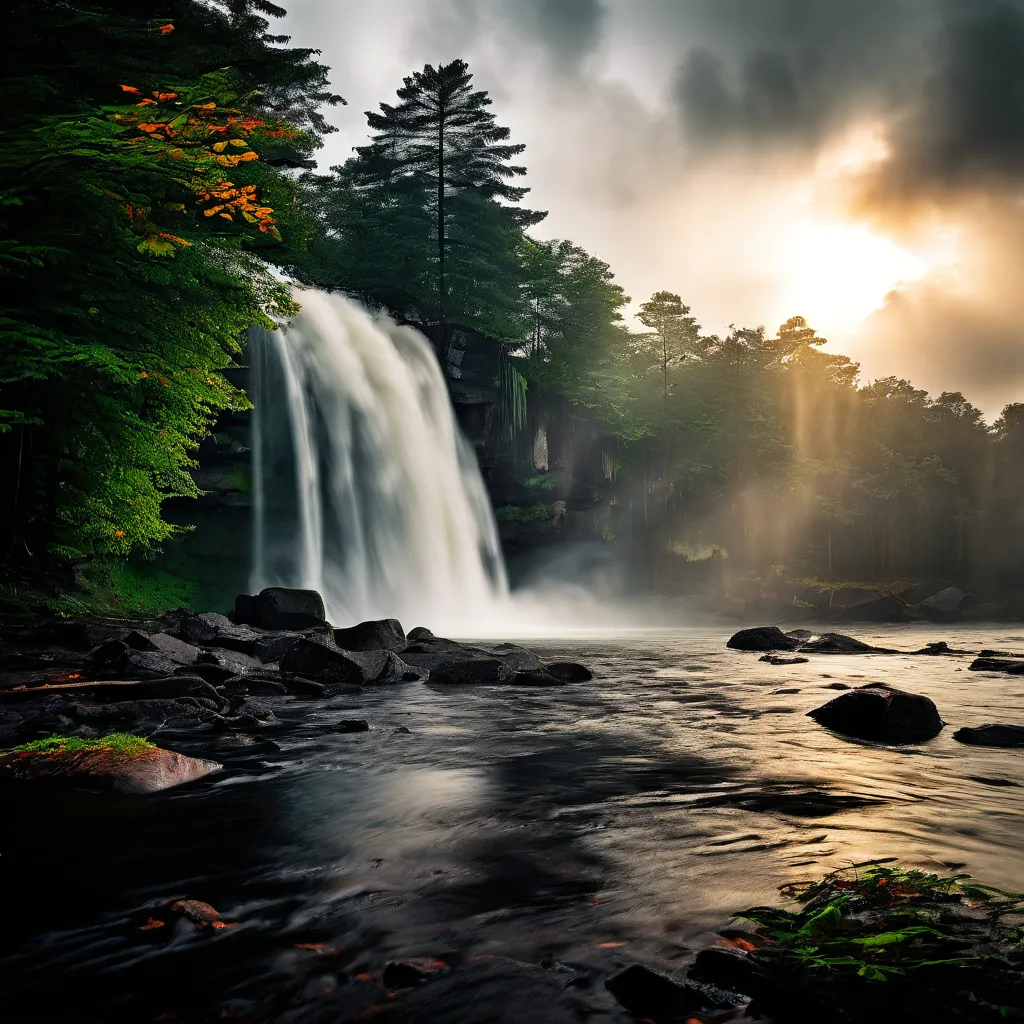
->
[[4, 0, 1024, 614]]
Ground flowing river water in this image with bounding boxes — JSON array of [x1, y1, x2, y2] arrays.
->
[[5, 623, 1024, 1022]]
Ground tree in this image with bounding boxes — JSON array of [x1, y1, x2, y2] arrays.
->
[[0, 1, 340, 565], [321, 59, 545, 340], [637, 292, 699, 436]]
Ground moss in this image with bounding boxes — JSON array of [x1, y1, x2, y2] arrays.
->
[[6, 733, 155, 758], [494, 502, 552, 525], [522, 473, 559, 494]]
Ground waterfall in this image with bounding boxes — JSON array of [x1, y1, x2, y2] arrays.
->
[[250, 289, 508, 630]]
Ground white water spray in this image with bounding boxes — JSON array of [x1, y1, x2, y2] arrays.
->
[[251, 290, 508, 630]]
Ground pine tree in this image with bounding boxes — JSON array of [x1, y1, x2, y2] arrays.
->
[[637, 292, 699, 435], [344, 59, 545, 338]]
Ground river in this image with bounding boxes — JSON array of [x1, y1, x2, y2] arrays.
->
[[5, 623, 1024, 1022]]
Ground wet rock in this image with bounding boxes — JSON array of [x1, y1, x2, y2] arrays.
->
[[726, 626, 801, 652], [476, 641, 547, 673], [401, 636, 515, 684], [824, 682, 851, 690], [179, 612, 233, 646], [688, 946, 771, 998], [772, 688, 801, 694], [204, 620, 264, 656], [807, 682, 943, 743], [224, 671, 288, 695], [406, 626, 435, 642], [835, 595, 909, 623], [786, 628, 813, 640], [236, 587, 326, 631], [280, 637, 420, 686], [953, 724, 1024, 748], [134, 898, 227, 936], [914, 641, 974, 656], [191, 648, 261, 684], [0, 743, 221, 794], [332, 719, 369, 733], [393, 725, 411, 734], [23, 697, 220, 734], [798, 632, 893, 655], [124, 630, 201, 666], [333, 618, 407, 652], [545, 662, 593, 682], [604, 964, 709, 1019], [970, 657, 1024, 675], [759, 655, 810, 665], [251, 628, 329, 663], [511, 668, 567, 686], [383, 957, 451, 988], [920, 586, 968, 623]]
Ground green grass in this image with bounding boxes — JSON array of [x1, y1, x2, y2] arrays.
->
[[5, 733, 155, 758]]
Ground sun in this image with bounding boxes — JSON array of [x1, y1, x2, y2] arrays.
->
[[773, 123, 935, 338], [779, 220, 929, 337]]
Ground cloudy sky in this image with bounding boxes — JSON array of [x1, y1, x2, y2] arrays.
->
[[276, 0, 1024, 417]]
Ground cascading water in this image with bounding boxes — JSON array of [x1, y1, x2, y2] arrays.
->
[[250, 289, 508, 630]]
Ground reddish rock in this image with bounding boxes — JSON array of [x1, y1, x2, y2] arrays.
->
[[0, 745, 221, 794]]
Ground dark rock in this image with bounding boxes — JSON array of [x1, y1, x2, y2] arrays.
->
[[835, 595, 909, 622], [914, 641, 974, 656], [401, 636, 515, 684], [824, 682, 851, 690], [786, 628, 813, 639], [205, 621, 264, 656], [193, 648, 261, 683], [688, 946, 771, 998], [382, 958, 451, 988], [393, 725, 411, 734], [511, 668, 566, 686], [759, 655, 810, 665], [333, 618, 406, 652], [124, 631, 201, 665], [808, 682, 943, 743], [968, 775, 1020, 787], [772, 688, 801, 694], [798, 632, 893, 654], [953, 724, 1024, 748], [280, 636, 419, 686], [920, 587, 968, 623], [332, 719, 369, 733], [544, 661, 593, 682], [900, 577, 958, 605], [253, 588, 326, 631], [406, 626, 435, 642], [476, 641, 546, 672], [604, 964, 708, 1019], [251, 629, 328, 663], [232, 594, 258, 625], [970, 657, 1024, 675], [180, 612, 233, 646], [24, 696, 220, 733], [281, 676, 327, 698], [727, 626, 801, 652]]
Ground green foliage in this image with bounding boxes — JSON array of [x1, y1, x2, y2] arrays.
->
[[0, 1, 339, 570], [6, 733, 156, 757], [494, 503, 551, 524], [738, 862, 1024, 982], [500, 359, 529, 442]]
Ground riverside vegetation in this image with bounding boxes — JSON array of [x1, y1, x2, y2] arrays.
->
[[4, 3, 1024, 615]]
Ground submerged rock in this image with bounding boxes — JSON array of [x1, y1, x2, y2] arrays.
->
[[953, 724, 1024, 748], [807, 683, 943, 743], [543, 661, 593, 683], [727, 626, 801, 652], [970, 657, 1024, 675], [382, 958, 451, 988], [333, 618, 407, 652], [332, 718, 370, 733], [760, 654, 810, 665], [799, 632, 893, 655]]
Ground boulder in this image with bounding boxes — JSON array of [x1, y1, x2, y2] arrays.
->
[[970, 657, 1024, 675], [192, 649, 261, 684], [688, 946, 771, 998], [332, 618, 406, 652], [401, 637, 514, 685], [604, 964, 709, 1019], [0, 741, 221, 794], [510, 669, 567, 686], [124, 631, 201, 665], [251, 628, 329, 663], [280, 637, 421, 685], [953, 724, 1024, 748], [180, 612, 234, 646], [726, 626, 801, 652], [920, 587, 967, 623], [835, 595, 909, 623], [476, 641, 547, 673], [544, 661, 593, 683], [406, 626, 435, 642], [913, 641, 974, 656], [235, 588, 326, 631], [332, 719, 370, 733], [798, 632, 893, 655], [807, 683, 943, 743], [759, 655, 810, 665]]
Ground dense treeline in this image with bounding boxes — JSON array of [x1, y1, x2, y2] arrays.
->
[[4, 20, 1022, 603], [1, 0, 340, 569]]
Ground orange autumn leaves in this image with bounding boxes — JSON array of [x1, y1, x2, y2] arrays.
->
[[114, 84, 281, 245]]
